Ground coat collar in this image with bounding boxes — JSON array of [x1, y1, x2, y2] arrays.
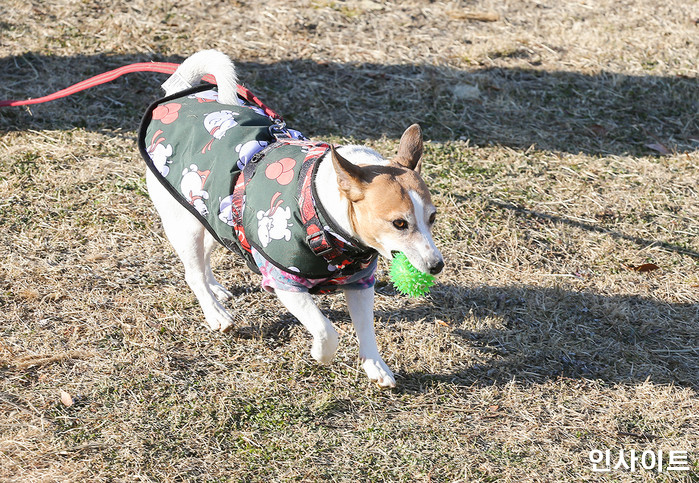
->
[[276, 139, 378, 271]]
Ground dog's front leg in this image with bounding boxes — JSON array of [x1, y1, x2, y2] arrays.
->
[[275, 290, 339, 364], [344, 288, 396, 388]]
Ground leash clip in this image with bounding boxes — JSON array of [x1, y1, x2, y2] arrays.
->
[[269, 118, 291, 139]]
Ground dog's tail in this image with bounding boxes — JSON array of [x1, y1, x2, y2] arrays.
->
[[162, 50, 239, 104]]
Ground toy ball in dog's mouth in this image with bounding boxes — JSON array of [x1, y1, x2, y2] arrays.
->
[[389, 252, 436, 297]]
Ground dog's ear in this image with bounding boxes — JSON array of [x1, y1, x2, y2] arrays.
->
[[396, 124, 423, 173], [331, 145, 366, 202]]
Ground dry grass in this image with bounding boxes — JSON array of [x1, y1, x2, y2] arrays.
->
[[1, 0, 698, 481]]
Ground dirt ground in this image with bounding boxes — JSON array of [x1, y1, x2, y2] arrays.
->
[[1, 0, 697, 481]]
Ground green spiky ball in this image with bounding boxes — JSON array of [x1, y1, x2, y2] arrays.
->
[[389, 252, 436, 297]]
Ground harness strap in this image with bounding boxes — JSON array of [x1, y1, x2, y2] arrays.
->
[[296, 143, 337, 259], [293, 141, 376, 270], [229, 140, 290, 257], [229, 170, 252, 254]]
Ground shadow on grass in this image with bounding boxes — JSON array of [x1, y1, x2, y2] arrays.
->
[[221, 280, 698, 391], [376, 283, 699, 391], [488, 199, 699, 260], [2, 52, 697, 390], [0, 52, 696, 155]]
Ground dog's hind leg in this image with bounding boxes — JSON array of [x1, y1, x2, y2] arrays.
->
[[203, 231, 233, 303], [146, 170, 235, 332]]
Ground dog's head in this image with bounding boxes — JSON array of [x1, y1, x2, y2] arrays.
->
[[332, 124, 444, 275]]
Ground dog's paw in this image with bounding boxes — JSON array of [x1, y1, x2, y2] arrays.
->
[[310, 329, 339, 365], [210, 283, 233, 303], [202, 304, 235, 333], [362, 357, 396, 388]]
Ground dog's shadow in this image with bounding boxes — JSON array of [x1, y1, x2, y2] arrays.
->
[[0, 52, 696, 156], [373, 282, 699, 392], [222, 279, 698, 391]]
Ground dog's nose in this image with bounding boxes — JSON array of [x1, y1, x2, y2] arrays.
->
[[429, 260, 444, 275]]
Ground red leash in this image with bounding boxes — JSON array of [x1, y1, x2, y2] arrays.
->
[[0, 61, 280, 119], [0, 62, 179, 107]]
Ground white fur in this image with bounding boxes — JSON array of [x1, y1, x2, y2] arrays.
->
[[147, 51, 444, 388], [165, 50, 239, 104], [275, 289, 339, 365], [313, 145, 385, 237], [146, 169, 236, 332], [406, 190, 442, 273], [344, 288, 395, 386]]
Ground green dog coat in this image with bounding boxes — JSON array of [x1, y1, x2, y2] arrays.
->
[[139, 85, 377, 282]]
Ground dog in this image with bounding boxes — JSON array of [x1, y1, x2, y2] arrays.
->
[[140, 50, 443, 387]]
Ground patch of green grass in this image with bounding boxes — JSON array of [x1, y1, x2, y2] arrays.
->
[[113, 176, 148, 196]]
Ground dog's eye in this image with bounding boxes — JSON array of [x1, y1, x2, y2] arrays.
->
[[429, 212, 436, 224], [393, 219, 408, 230]]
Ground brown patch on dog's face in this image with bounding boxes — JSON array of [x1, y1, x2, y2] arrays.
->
[[331, 124, 444, 274], [348, 165, 430, 251]]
